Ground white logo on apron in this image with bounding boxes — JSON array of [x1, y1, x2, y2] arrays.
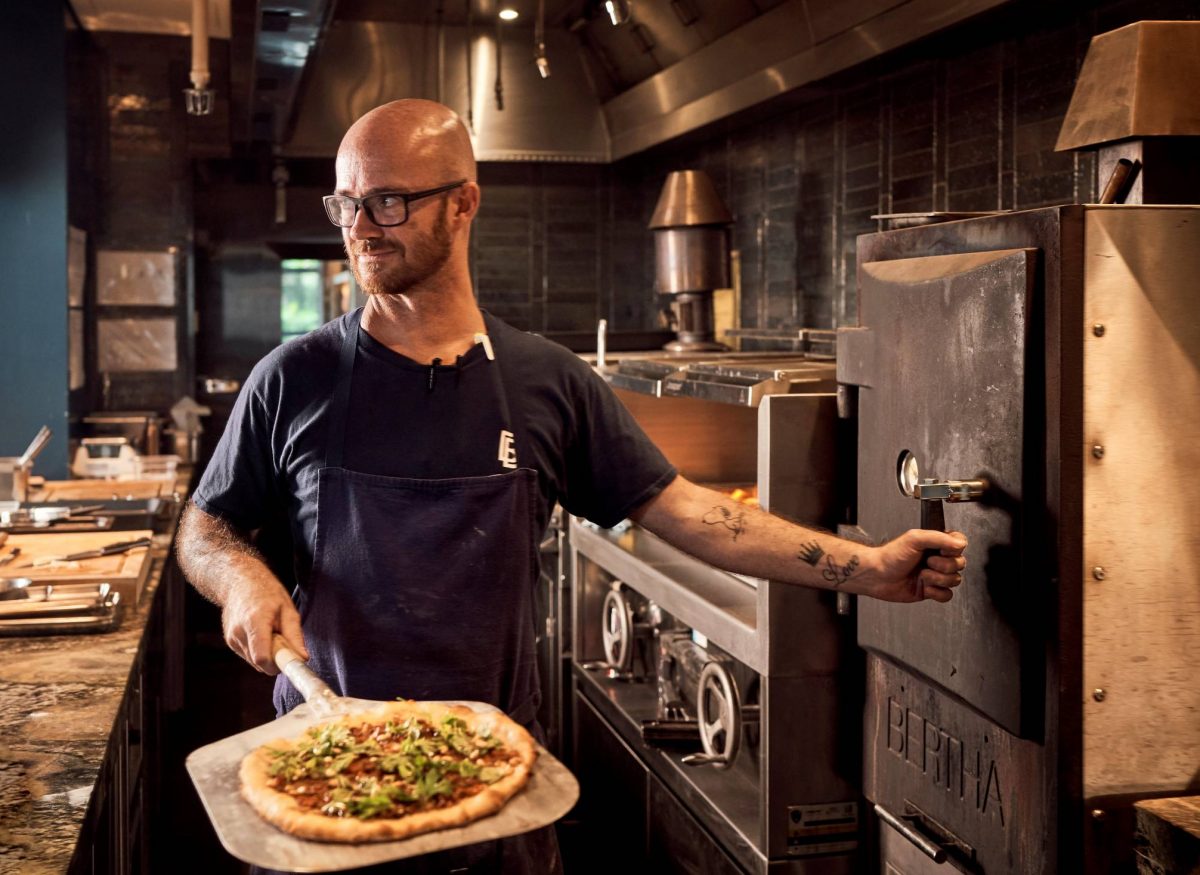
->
[[497, 429, 517, 469]]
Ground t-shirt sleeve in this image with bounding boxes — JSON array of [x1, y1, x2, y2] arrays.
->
[[560, 366, 676, 528], [191, 357, 282, 532]]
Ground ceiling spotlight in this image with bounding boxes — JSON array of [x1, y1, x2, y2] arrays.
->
[[605, 0, 631, 26], [498, 8, 519, 21]]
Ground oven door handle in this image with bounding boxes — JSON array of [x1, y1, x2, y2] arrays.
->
[[874, 803, 947, 863]]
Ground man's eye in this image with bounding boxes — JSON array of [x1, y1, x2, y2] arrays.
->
[[376, 195, 401, 208]]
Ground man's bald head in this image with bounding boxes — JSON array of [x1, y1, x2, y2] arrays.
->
[[338, 99, 476, 189]]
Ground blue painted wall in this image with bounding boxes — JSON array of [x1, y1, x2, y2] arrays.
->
[[0, 2, 69, 478]]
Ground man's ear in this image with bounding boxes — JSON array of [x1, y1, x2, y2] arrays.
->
[[452, 182, 481, 222]]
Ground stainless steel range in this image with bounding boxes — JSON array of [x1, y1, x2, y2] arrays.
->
[[839, 205, 1200, 874], [569, 355, 862, 873]]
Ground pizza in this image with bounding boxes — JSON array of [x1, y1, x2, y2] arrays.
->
[[239, 700, 537, 843]]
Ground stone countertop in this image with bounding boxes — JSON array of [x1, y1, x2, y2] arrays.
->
[[0, 529, 177, 874]]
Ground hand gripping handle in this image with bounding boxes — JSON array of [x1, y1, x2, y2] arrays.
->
[[271, 634, 339, 715]]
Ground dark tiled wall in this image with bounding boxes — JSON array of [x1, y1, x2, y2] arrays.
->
[[476, 0, 1197, 336]]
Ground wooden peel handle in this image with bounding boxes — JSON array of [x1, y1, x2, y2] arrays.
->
[[271, 633, 336, 706]]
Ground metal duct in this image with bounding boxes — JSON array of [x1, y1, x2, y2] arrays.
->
[[282, 20, 610, 162]]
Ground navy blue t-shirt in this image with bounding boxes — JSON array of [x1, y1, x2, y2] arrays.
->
[[193, 310, 676, 585]]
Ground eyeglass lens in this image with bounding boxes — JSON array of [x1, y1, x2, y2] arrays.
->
[[326, 194, 408, 228]]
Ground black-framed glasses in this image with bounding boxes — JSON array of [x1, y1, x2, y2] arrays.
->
[[322, 180, 467, 228]]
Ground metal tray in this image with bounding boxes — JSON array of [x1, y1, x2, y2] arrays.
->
[[0, 583, 123, 636]]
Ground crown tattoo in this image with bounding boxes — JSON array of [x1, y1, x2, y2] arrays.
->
[[798, 541, 825, 567]]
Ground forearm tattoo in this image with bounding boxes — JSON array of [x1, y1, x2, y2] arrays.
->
[[821, 554, 860, 588], [702, 505, 747, 542], [798, 541, 825, 566]]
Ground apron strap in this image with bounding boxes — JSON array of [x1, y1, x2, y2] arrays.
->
[[326, 310, 529, 471], [325, 313, 360, 470], [481, 312, 530, 471]]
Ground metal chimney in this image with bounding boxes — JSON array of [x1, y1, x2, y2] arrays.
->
[[648, 170, 733, 352]]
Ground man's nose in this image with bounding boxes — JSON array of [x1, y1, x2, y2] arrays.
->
[[348, 203, 383, 239]]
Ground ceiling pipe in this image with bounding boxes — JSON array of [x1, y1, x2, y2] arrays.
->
[[535, 0, 550, 78], [184, 0, 215, 115]]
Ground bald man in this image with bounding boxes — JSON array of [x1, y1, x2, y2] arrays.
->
[[179, 99, 966, 873]]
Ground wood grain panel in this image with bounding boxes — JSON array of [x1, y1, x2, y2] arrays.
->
[[1082, 207, 1200, 798]]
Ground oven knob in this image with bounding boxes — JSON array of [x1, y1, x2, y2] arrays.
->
[[682, 661, 742, 770]]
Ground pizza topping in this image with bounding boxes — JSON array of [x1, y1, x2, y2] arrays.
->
[[265, 714, 516, 820]]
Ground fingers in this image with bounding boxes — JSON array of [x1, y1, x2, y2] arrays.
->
[[922, 584, 954, 603], [919, 569, 963, 590], [222, 587, 303, 675], [245, 617, 282, 675], [925, 554, 965, 574], [911, 529, 968, 555], [279, 606, 309, 661]]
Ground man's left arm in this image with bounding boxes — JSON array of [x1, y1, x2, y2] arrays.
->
[[630, 475, 966, 603]]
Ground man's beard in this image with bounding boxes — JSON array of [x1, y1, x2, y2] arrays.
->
[[348, 203, 454, 297]]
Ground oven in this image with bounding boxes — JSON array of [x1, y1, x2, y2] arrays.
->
[[568, 357, 864, 873], [838, 206, 1200, 873]]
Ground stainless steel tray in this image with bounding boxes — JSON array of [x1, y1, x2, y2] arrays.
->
[[0, 582, 123, 636]]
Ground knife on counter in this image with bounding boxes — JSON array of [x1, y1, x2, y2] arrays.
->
[[15, 537, 152, 568]]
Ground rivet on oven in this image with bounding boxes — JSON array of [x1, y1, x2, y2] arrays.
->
[[1093, 688, 1107, 702], [1092, 808, 1106, 822], [1092, 566, 1106, 581], [1091, 445, 1105, 460], [1093, 323, 1106, 337]]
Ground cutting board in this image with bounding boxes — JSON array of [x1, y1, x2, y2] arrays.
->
[[0, 530, 155, 603], [34, 480, 178, 501]]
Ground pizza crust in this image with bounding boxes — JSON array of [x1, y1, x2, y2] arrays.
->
[[239, 701, 537, 844]]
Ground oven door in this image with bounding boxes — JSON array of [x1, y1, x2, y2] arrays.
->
[[839, 247, 1042, 738]]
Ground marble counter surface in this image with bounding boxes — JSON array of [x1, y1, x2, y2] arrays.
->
[[0, 537, 174, 874]]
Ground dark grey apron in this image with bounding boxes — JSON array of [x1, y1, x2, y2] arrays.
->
[[258, 314, 561, 875]]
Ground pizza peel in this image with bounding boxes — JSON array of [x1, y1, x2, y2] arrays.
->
[[186, 635, 580, 872]]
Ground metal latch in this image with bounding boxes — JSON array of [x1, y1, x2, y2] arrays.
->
[[897, 450, 987, 535]]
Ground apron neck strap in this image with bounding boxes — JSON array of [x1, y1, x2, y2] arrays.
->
[[325, 310, 525, 470], [325, 314, 360, 469]]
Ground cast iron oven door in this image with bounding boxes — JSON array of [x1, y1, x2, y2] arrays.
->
[[839, 248, 1041, 738]]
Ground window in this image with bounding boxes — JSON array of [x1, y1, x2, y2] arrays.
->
[[280, 259, 324, 342]]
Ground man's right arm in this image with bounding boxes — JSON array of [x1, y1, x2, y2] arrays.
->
[[176, 502, 307, 674]]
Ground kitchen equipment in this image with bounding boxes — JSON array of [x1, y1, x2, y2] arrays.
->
[[840, 205, 1200, 874], [648, 170, 733, 353], [0, 504, 113, 534], [186, 635, 579, 872], [570, 371, 858, 872], [36, 479, 179, 502], [72, 437, 139, 479], [0, 580, 123, 636], [0, 548, 19, 568], [17, 426, 52, 468], [80, 411, 162, 455], [17, 536, 151, 567], [0, 529, 156, 603], [0, 458, 30, 504], [1056, 21, 1200, 206]]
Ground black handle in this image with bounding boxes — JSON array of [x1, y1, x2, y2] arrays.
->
[[97, 537, 153, 556], [920, 498, 946, 567]]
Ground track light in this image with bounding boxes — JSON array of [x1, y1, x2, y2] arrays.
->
[[184, 0, 215, 115], [605, 0, 631, 26], [535, 0, 550, 78]]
